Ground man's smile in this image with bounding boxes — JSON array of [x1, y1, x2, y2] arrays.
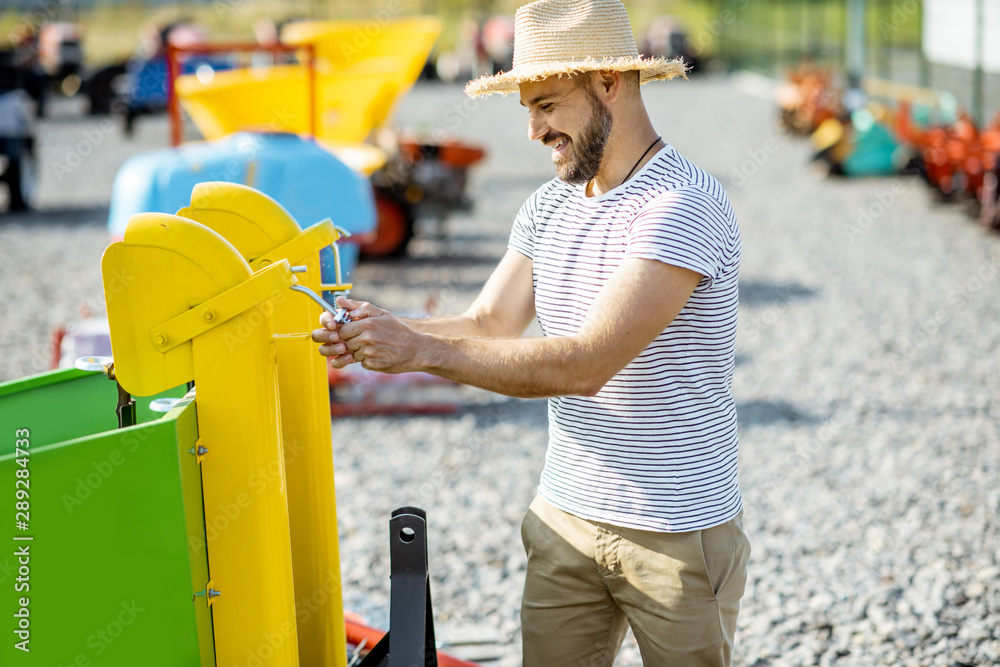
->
[[549, 136, 570, 161]]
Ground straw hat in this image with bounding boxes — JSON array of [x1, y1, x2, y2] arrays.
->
[[465, 0, 687, 98]]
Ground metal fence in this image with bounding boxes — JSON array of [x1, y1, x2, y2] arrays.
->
[[707, 0, 998, 124]]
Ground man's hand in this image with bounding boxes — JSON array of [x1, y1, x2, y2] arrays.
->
[[313, 297, 374, 368], [312, 297, 426, 373]]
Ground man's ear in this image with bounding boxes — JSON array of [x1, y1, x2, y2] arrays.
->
[[597, 70, 623, 104]]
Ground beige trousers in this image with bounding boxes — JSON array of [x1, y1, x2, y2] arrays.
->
[[520, 495, 750, 667]]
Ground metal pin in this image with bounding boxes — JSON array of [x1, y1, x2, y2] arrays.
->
[[290, 284, 352, 324]]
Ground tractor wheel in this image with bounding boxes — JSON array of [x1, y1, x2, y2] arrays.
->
[[362, 190, 414, 259]]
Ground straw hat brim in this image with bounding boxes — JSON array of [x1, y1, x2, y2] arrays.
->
[[464, 55, 688, 98]]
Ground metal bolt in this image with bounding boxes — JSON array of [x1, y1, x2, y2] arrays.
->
[[202, 309, 215, 321], [194, 587, 221, 599]]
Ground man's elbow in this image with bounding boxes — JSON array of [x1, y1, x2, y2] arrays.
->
[[572, 371, 614, 397], [575, 383, 604, 397], [464, 308, 501, 338], [560, 341, 618, 396]]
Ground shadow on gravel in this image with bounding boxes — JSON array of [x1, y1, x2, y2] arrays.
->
[[737, 399, 819, 426], [458, 396, 821, 432], [0, 206, 109, 228], [739, 279, 818, 307], [456, 397, 548, 429], [368, 253, 498, 268]]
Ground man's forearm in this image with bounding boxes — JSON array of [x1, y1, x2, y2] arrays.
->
[[417, 333, 609, 399], [400, 314, 488, 338]]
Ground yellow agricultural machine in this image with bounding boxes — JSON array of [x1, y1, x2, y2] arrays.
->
[[1, 183, 479, 667], [173, 18, 441, 147]]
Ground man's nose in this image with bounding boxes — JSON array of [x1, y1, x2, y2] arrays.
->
[[527, 112, 548, 142]]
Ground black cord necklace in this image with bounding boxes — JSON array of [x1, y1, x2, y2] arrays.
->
[[619, 136, 662, 187]]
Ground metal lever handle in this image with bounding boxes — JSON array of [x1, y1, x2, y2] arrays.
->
[[330, 225, 352, 291], [290, 284, 351, 324]]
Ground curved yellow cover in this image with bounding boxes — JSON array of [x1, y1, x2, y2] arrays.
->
[[176, 18, 442, 144], [103, 213, 252, 397]]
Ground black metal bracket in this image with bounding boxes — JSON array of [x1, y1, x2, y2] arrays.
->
[[359, 507, 438, 667], [105, 362, 136, 429], [115, 381, 136, 429]]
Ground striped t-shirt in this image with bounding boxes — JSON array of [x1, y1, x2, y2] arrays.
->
[[509, 144, 742, 533]]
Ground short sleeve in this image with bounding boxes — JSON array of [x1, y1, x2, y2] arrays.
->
[[625, 187, 732, 287], [508, 192, 537, 260]]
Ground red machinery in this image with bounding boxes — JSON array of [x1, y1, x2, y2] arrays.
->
[[366, 135, 487, 258], [896, 101, 1000, 211], [777, 62, 842, 135]]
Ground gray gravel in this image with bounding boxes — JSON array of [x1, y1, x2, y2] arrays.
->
[[0, 97, 171, 379], [2, 76, 999, 666]]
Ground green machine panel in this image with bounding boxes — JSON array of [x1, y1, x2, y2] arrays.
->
[[0, 370, 215, 666]]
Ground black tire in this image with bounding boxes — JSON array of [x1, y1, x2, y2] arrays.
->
[[361, 189, 415, 259], [6, 138, 36, 211], [86, 63, 128, 116], [122, 106, 136, 136]]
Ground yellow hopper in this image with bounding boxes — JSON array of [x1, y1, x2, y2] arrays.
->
[[175, 18, 441, 148]]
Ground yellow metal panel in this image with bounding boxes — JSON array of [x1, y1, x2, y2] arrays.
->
[[192, 309, 299, 667], [151, 261, 296, 353], [101, 212, 300, 666], [180, 184, 348, 667], [268, 250, 348, 667], [254, 221, 337, 272]]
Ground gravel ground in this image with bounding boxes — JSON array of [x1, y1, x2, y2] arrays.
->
[[2, 76, 999, 666]]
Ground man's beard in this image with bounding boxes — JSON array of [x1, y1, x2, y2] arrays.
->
[[549, 90, 613, 185]]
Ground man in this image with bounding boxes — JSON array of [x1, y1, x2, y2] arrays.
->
[[313, 0, 750, 664]]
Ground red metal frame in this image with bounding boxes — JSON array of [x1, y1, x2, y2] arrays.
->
[[165, 41, 317, 147]]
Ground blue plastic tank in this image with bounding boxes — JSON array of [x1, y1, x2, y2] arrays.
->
[[108, 132, 376, 283]]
